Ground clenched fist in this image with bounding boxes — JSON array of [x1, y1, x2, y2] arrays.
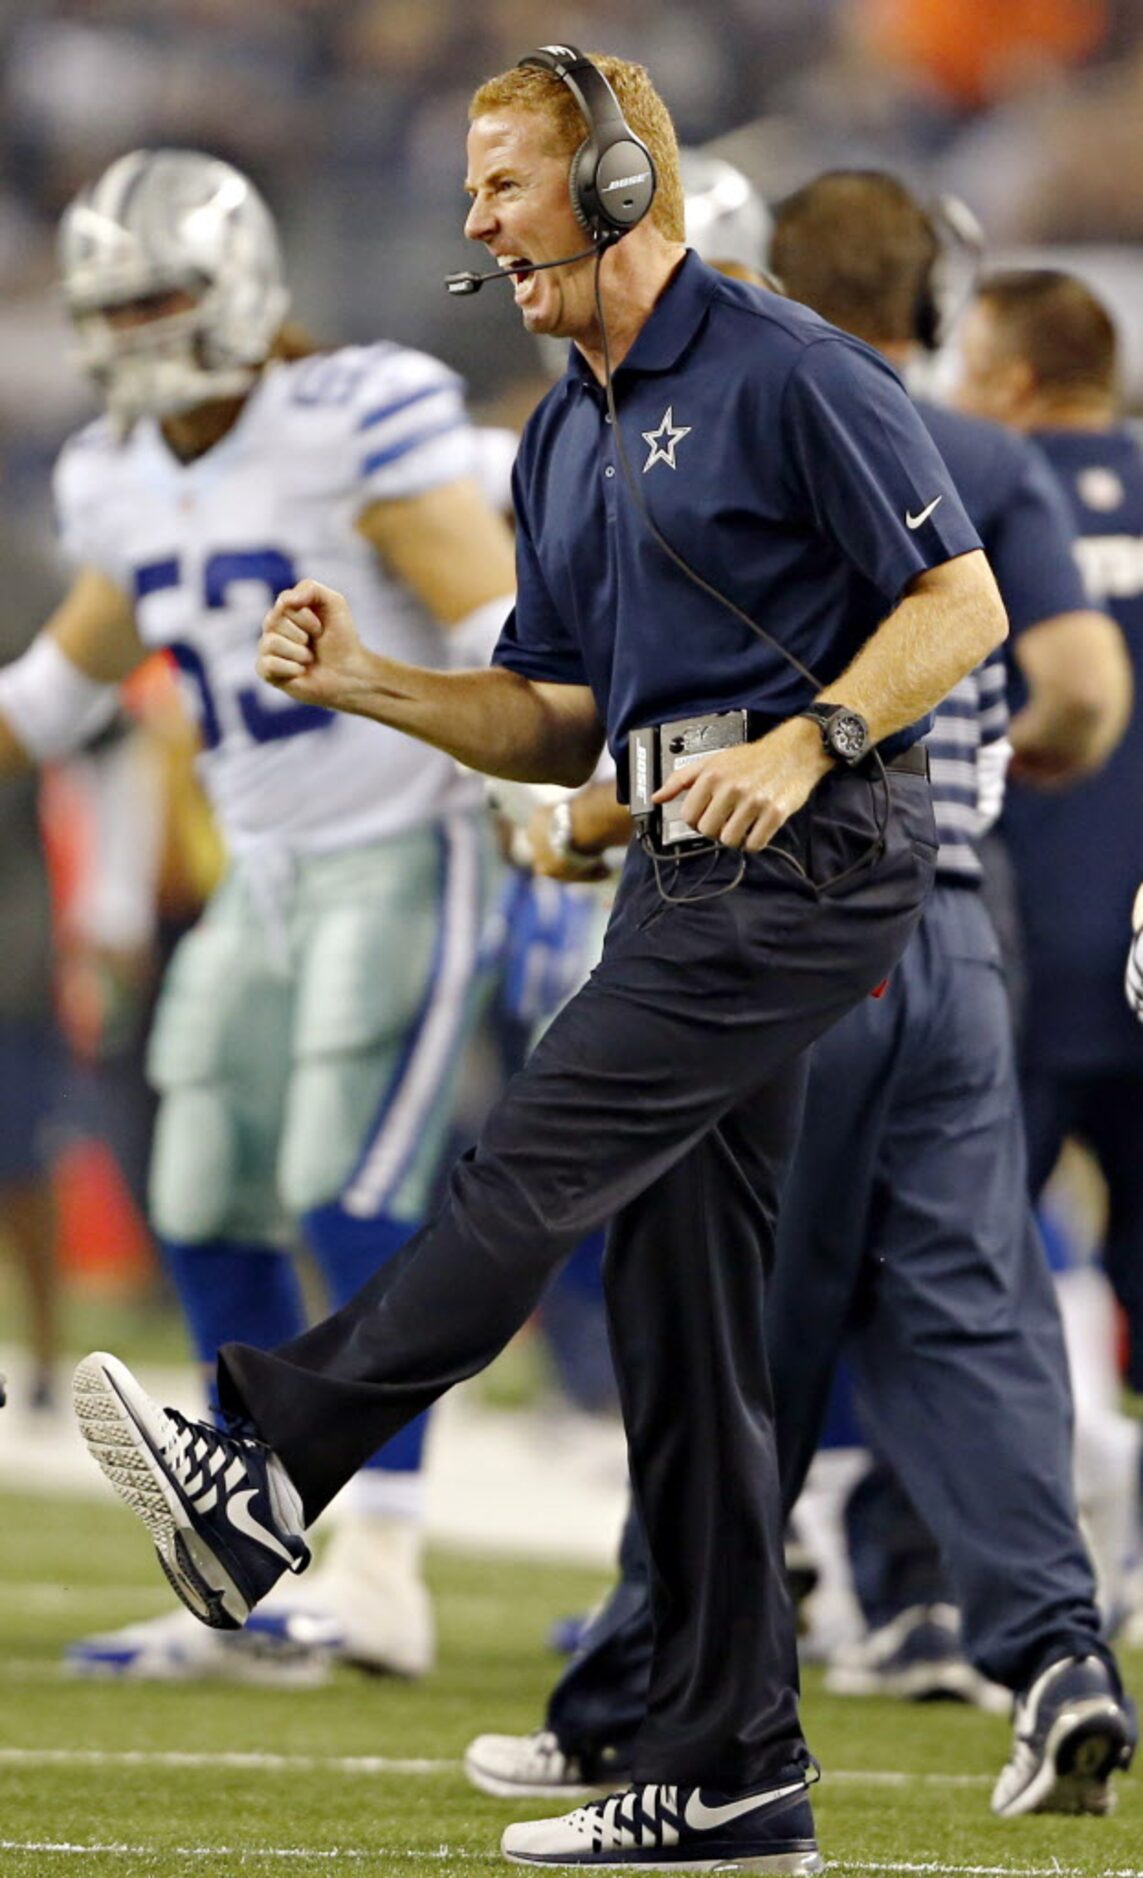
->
[[257, 579, 377, 715]]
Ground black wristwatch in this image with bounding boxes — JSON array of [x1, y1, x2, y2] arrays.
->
[[798, 702, 871, 767]]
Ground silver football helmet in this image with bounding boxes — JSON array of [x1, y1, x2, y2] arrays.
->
[[58, 148, 290, 424], [680, 150, 772, 276]]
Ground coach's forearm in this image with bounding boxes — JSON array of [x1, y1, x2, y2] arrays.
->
[[330, 653, 603, 788], [818, 549, 1007, 739]]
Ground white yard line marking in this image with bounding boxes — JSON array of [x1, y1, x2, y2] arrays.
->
[[0, 1749, 453, 1774], [0, 1749, 1132, 1795], [832, 1865, 1143, 1878], [0, 1848, 1140, 1876], [0, 1846, 485, 1864]]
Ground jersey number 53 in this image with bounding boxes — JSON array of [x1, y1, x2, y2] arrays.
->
[[135, 548, 334, 750]]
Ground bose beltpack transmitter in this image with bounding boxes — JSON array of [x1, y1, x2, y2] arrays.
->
[[629, 709, 748, 854]]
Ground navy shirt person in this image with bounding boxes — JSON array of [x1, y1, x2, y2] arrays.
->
[[955, 269, 1143, 1390], [72, 52, 1005, 1873]]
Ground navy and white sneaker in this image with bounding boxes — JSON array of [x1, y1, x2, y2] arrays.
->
[[73, 1352, 310, 1631], [501, 1775, 822, 1869], [991, 1654, 1136, 1817]]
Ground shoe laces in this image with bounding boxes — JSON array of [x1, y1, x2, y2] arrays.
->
[[157, 1407, 236, 1491], [571, 1785, 681, 1851]]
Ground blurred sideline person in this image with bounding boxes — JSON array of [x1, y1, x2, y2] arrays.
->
[[42, 667, 207, 1269], [954, 271, 1143, 1414], [463, 169, 1136, 1825], [0, 148, 515, 1683], [770, 200, 1137, 1686], [73, 44, 1013, 1872], [853, 269, 1143, 1653], [0, 514, 70, 1415]]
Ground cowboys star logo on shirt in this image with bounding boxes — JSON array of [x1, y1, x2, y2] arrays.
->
[[642, 407, 691, 472]]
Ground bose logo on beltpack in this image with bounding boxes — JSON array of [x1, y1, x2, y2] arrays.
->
[[603, 171, 651, 194]]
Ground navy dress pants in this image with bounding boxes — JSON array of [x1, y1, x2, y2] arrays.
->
[[542, 884, 1111, 1761], [1022, 1063, 1143, 1393], [218, 766, 934, 1790]]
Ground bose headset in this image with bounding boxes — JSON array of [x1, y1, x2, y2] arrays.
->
[[446, 45, 656, 295], [519, 44, 657, 242]]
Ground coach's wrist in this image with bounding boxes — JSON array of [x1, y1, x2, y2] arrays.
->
[[768, 713, 836, 780]]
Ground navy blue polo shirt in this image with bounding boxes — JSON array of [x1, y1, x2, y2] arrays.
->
[[493, 252, 981, 792], [915, 401, 1088, 882], [1001, 425, 1143, 1070]]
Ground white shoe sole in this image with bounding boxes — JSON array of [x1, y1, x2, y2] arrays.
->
[[73, 1353, 249, 1630], [501, 1850, 823, 1871]]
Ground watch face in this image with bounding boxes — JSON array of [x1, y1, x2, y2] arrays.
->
[[829, 711, 869, 760]]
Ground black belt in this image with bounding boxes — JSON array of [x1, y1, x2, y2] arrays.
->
[[882, 743, 929, 777]]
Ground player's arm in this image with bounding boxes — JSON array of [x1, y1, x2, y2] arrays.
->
[[258, 578, 603, 787], [0, 567, 145, 774], [356, 476, 516, 656], [1007, 610, 1132, 786], [526, 779, 633, 879]]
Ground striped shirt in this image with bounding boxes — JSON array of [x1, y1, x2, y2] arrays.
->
[[924, 651, 1009, 883], [915, 400, 1088, 885]]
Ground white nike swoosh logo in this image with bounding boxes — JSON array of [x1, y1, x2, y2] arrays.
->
[[684, 1781, 806, 1831], [905, 496, 943, 529], [226, 1487, 298, 1566]]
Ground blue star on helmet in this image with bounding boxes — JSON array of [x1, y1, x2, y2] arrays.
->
[[641, 406, 692, 472]]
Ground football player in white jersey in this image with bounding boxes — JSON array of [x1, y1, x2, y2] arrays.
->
[[0, 147, 516, 1682]]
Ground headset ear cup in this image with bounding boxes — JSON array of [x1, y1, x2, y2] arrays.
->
[[913, 207, 946, 351], [568, 140, 597, 236], [914, 278, 941, 351]]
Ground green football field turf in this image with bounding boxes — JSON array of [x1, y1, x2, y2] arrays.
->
[[0, 1487, 1138, 1876]]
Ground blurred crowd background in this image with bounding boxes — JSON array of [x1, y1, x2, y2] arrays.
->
[[4, 0, 1143, 1408], [7, 0, 1143, 537]]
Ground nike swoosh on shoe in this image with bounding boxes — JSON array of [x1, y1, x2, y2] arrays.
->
[[226, 1487, 305, 1566], [683, 1779, 808, 1830]]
